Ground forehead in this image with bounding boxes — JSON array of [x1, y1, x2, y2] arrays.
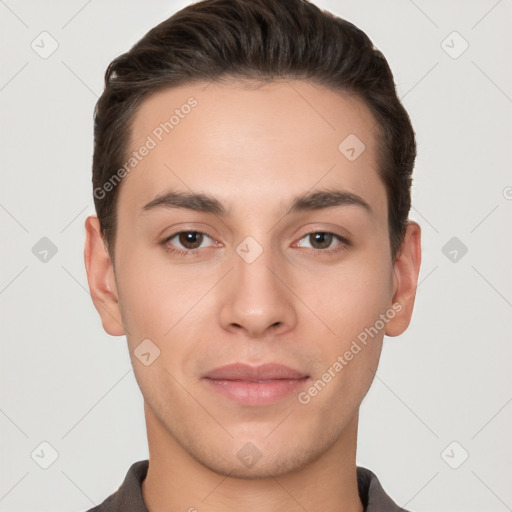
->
[[118, 79, 386, 218]]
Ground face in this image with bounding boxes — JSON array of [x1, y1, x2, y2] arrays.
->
[[86, 79, 420, 478]]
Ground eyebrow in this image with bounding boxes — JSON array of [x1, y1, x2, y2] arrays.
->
[[141, 188, 372, 216]]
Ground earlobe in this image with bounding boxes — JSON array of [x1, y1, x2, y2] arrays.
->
[[84, 215, 125, 336], [385, 221, 422, 337]]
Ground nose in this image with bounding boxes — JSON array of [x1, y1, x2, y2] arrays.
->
[[218, 244, 297, 339]]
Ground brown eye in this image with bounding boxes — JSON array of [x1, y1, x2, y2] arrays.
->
[[162, 230, 218, 257], [309, 232, 333, 249], [295, 231, 349, 254], [177, 231, 204, 249]]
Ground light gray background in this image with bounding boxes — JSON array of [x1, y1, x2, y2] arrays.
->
[[1, 0, 511, 511]]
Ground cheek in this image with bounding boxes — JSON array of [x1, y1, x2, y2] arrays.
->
[[292, 253, 392, 406], [295, 262, 390, 422], [298, 253, 394, 344], [115, 246, 204, 336]]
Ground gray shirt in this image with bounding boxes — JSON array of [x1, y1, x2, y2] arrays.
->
[[86, 460, 410, 512]]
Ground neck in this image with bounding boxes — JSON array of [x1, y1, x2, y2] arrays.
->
[[141, 404, 363, 512]]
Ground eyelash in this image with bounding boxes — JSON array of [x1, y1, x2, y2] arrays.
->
[[161, 230, 350, 257], [162, 230, 218, 257]]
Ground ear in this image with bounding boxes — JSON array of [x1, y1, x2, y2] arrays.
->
[[84, 215, 125, 336], [385, 221, 422, 337]]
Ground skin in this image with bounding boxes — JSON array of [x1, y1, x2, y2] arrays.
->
[[84, 79, 421, 512]]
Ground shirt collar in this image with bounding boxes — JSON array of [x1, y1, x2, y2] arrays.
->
[[89, 460, 409, 512]]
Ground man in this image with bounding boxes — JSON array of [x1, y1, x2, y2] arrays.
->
[[84, 0, 421, 510]]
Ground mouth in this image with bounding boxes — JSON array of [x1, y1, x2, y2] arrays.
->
[[202, 363, 310, 406]]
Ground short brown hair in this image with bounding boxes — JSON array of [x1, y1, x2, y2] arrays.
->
[[92, 0, 416, 260]]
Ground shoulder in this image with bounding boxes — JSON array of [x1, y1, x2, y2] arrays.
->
[[356, 466, 411, 512], [84, 460, 149, 512]]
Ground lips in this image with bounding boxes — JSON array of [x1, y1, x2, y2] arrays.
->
[[202, 363, 310, 406], [203, 363, 308, 381]]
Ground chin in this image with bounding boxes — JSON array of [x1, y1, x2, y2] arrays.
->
[[184, 429, 330, 480]]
